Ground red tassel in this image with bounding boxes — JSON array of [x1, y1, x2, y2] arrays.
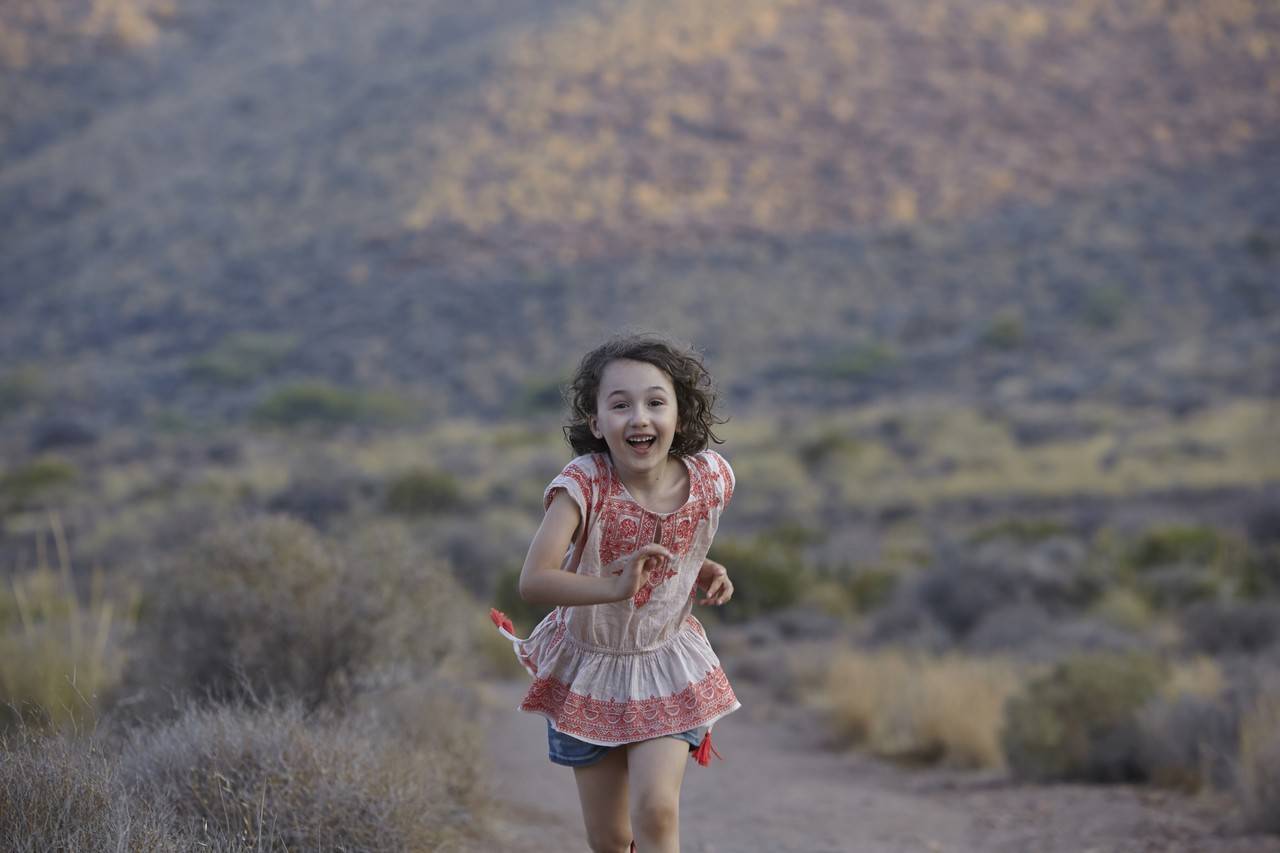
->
[[692, 730, 723, 767], [489, 608, 514, 635]]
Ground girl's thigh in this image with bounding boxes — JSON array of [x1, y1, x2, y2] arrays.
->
[[572, 745, 632, 846], [625, 736, 690, 811]]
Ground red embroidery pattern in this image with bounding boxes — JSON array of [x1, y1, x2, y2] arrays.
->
[[521, 666, 737, 743]]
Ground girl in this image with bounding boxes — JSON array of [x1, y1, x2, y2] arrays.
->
[[490, 333, 739, 853]]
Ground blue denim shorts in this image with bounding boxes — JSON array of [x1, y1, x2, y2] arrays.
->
[[546, 720, 708, 767]]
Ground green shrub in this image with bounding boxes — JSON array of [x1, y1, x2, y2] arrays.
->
[[847, 567, 898, 613], [1127, 525, 1224, 570], [490, 566, 554, 636], [186, 332, 296, 385], [384, 468, 465, 515], [797, 428, 862, 471], [968, 518, 1068, 545], [1079, 285, 1127, 330], [250, 381, 413, 428], [980, 309, 1024, 350], [814, 342, 897, 380], [1001, 653, 1168, 782], [706, 538, 806, 623], [0, 366, 44, 417], [0, 457, 77, 513]]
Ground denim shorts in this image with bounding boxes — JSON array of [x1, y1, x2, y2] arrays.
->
[[546, 720, 708, 767]]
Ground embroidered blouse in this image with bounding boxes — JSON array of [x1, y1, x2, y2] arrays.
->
[[490, 449, 741, 752]]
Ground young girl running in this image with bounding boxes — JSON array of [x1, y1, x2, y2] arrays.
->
[[490, 333, 740, 853]]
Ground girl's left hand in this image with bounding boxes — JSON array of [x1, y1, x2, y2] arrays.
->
[[696, 558, 733, 606]]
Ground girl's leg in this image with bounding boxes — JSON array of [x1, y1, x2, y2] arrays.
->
[[573, 746, 633, 853], [625, 737, 690, 853]]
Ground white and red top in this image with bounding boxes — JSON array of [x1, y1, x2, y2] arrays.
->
[[490, 449, 741, 752]]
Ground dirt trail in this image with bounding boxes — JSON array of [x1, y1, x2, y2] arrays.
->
[[472, 677, 1278, 853]]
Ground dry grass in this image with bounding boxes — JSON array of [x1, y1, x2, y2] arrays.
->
[[819, 648, 1019, 769], [0, 726, 188, 852], [1239, 691, 1280, 833], [121, 699, 485, 851], [0, 513, 138, 731]]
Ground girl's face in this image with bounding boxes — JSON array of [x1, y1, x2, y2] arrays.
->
[[590, 358, 680, 472]]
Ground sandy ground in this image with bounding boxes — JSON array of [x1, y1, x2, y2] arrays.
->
[[469, 675, 1278, 853]]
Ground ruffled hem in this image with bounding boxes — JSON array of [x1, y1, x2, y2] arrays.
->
[[488, 608, 740, 746]]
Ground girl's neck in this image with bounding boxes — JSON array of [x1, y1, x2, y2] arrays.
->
[[612, 453, 689, 513]]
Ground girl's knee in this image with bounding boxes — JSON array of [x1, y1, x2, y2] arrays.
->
[[632, 793, 679, 836], [585, 829, 633, 853]]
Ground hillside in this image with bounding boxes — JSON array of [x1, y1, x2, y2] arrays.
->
[[0, 0, 1277, 437]]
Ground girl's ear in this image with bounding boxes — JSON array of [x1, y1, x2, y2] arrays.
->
[[589, 416, 601, 439]]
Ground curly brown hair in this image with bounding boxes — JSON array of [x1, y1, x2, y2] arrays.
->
[[563, 334, 725, 457]]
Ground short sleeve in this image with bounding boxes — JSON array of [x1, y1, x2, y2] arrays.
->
[[543, 456, 596, 521], [704, 450, 735, 508]]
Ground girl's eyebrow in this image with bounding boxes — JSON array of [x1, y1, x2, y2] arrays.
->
[[605, 386, 669, 397]]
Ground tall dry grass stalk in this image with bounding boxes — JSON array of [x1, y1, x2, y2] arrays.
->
[[1239, 691, 1280, 833], [821, 648, 1019, 769], [0, 512, 138, 730]]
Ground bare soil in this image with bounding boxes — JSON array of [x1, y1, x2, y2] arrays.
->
[[472, 678, 1279, 853]]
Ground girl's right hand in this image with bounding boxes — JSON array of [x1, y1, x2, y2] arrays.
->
[[608, 543, 673, 602]]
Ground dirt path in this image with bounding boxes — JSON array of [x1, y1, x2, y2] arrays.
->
[[471, 677, 1278, 853]]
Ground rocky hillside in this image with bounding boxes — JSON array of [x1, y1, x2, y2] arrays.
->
[[1, 0, 1277, 437]]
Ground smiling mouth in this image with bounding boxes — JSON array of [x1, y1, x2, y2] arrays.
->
[[626, 435, 657, 450]]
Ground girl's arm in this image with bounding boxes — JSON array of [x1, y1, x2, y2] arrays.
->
[[518, 490, 672, 606]]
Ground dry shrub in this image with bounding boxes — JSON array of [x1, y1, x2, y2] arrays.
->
[[1240, 692, 1280, 834], [121, 515, 473, 716], [121, 698, 483, 851], [1002, 652, 1167, 782], [821, 648, 1018, 769], [0, 727, 187, 852], [1136, 659, 1233, 792]]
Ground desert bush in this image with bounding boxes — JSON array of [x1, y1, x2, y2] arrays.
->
[[0, 727, 188, 852], [29, 416, 98, 451], [1239, 692, 1280, 834], [1135, 564, 1223, 608], [1127, 525, 1223, 569], [0, 366, 43, 418], [384, 467, 465, 515], [1181, 601, 1280, 656], [706, 537, 806, 623], [1137, 693, 1238, 792], [0, 516, 137, 731], [845, 565, 897, 613], [121, 516, 473, 716], [266, 470, 373, 528], [1136, 657, 1234, 791], [980, 308, 1024, 350], [491, 566, 554, 636], [822, 648, 1017, 769], [1090, 586, 1153, 631], [186, 332, 297, 385], [250, 381, 414, 429], [1001, 652, 1168, 782], [968, 517, 1068, 545], [0, 456, 77, 513], [121, 699, 483, 851]]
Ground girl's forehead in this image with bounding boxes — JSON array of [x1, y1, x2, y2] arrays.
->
[[597, 358, 675, 395]]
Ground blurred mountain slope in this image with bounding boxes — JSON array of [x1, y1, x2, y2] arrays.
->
[[0, 0, 1277, 429]]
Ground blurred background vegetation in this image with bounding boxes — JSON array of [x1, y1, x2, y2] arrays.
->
[[1, 0, 1278, 848]]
